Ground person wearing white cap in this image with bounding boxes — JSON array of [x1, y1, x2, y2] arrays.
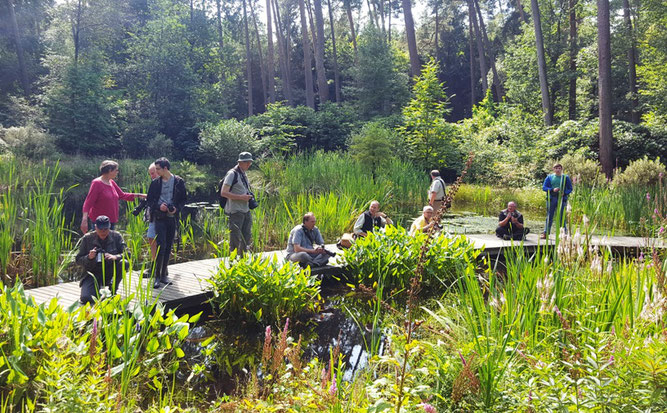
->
[[220, 152, 256, 255]]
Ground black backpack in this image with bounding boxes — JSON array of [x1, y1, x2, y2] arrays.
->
[[218, 169, 239, 209]]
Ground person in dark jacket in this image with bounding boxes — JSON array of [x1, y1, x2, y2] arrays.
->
[[496, 202, 529, 240], [146, 158, 187, 288], [353, 201, 393, 237], [76, 215, 129, 305]]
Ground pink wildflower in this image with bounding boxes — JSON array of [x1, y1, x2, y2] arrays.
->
[[655, 208, 660, 215], [609, 355, 615, 366], [660, 172, 664, 179], [328, 375, 337, 396], [458, 351, 467, 367], [420, 403, 437, 413], [647, 192, 651, 201], [660, 227, 665, 235]]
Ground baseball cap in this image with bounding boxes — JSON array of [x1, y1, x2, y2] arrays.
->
[[95, 215, 111, 229]]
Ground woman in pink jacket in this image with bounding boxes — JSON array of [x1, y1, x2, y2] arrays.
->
[[80, 160, 146, 233]]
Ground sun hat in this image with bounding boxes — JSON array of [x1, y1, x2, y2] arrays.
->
[[237, 152, 254, 162]]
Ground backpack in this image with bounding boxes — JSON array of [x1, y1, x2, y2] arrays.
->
[[218, 169, 239, 209]]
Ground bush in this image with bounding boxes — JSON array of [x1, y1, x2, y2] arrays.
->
[[556, 152, 605, 186], [147, 133, 173, 159], [613, 120, 667, 168], [207, 254, 321, 324], [541, 120, 599, 162], [198, 119, 259, 170], [613, 156, 666, 187], [0, 125, 59, 160], [343, 225, 479, 292], [348, 121, 400, 173]]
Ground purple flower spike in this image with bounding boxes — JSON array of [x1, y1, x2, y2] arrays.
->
[[329, 375, 337, 396], [647, 192, 651, 201]]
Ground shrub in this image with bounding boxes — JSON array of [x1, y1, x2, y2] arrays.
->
[[613, 156, 666, 187], [348, 121, 399, 174], [0, 125, 59, 160], [147, 133, 173, 159], [198, 119, 259, 170], [613, 120, 667, 168], [556, 152, 605, 186], [343, 225, 479, 292], [541, 119, 599, 162], [207, 254, 321, 324]]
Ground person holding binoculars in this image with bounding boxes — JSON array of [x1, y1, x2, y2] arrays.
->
[[286, 212, 332, 268], [496, 201, 529, 240], [76, 215, 129, 305]]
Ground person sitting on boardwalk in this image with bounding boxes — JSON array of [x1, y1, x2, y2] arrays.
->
[[286, 212, 331, 268], [496, 201, 529, 240], [541, 163, 573, 239], [76, 215, 129, 305], [353, 200, 393, 237], [409, 206, 436, 236]]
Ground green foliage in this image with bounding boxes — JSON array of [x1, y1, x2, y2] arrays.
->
[[44, 62, 121, 155], [348, 121, 400, 174], [247, 102, 356, 153], [398, 58, 461, 172], [613, 156, 666, 187], [207, 254, 321, 324], [637, 0, 667, 118], [343, 226, 479, 292], [352, 25, 410, 118], [0, 125, 59, 160], [556, 152, 604, 186], [0, 283, 192, 410], [198, 119, 259, 170]]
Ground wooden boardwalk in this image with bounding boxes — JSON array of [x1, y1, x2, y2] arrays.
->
[[23, 234, 665, 312]]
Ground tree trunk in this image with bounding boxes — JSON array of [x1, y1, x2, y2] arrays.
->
[[327, 0, 342, 102], [6, 0, 30, 96], [215, 0, 224, 50], [272, 0, 294, 104], [242, 0, 254, 115], [434, 4, 439, 59], [598, 0, 613, 177], [72, 0, 84, 66], [266, 0, 276, 103], [469, 16, 476, 110], [378, 0, 386, 37], [623, 0, 639, 123], [474, 0, 504, 99], [402, 0, 420, 77], [468, 0, 487, 92], [251, 0, 267, 109], [313, 0, 329, 103], [530, 0, 552, 125], [568, 0, 577, 120], [299, 0, 316, 108], [344, 0, 358, 59], [387, 2, 391, 43], [366, 0, 379, 29], [516, 0, 528, 23]]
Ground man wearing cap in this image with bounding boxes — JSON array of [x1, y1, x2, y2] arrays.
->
[[428, 170, 446, 212], [220, 152, 255, 255], [76, 215, 129, 305], [146, 157, 187, 288]]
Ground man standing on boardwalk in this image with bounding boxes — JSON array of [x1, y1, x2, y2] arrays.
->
[[147, 158, 187, 288], [428, 170, 446, 212], [220, 152, 255, 256], [541, 163, 573, 238]]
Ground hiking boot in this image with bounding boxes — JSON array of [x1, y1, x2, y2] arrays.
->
[[502, 234, 512, 240]]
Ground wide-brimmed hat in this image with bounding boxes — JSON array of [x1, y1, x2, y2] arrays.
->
[[95, 215, 111, 229], [237, 152, 254, 162]]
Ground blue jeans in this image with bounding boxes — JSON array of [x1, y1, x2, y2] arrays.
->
[[544, 196, 567, 234]]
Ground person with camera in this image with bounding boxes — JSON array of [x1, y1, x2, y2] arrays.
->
[[220, 152, 256, 256], [286, 212, 332, 268], [76, 215, 129, 305], [353, 200, 393, 238], [146, 158, 187, 288], [409, 206, 437, 236], [80, 160, 146, 233], [496, 201, 529, 240]]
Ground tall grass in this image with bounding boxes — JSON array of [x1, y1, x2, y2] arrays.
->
[[0, 163, 18, 278]]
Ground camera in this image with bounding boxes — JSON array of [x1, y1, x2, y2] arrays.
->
[[248, 193, 259, 210], [318, 245, 336, 257], [132, 199, 148, 216], [167, 203, 176, 212], [94, 247, 106, 263]]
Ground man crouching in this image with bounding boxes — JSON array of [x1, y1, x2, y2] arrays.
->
[[286, 212, 331, 268], [77, 215, 129, 305]]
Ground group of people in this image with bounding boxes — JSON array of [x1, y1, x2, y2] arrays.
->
[[76, 154, 573, 305]]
